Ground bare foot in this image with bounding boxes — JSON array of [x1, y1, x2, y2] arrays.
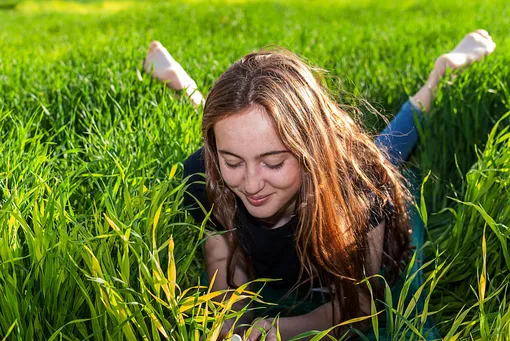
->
[[434, 29, 496, 77], [411, 30, 496, 113], [144, 41, 204, 106]]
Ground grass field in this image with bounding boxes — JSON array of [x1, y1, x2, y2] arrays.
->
[[1, 0, 509, 339]]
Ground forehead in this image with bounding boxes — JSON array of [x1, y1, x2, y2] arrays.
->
[[213, 106, 286, 156]]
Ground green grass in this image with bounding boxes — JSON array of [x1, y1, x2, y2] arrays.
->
[[0, 0, 509, 339]]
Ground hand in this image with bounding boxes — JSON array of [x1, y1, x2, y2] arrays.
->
[[219, 319, 235, 339], [245, 318, 278, 341], [433, 29, 496, 78], [219, 315, 252, 340]]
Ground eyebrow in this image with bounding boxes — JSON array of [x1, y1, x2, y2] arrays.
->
[[218, 149, 289, 159]]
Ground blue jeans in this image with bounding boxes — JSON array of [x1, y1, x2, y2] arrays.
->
[[375, 100, 425, 168], [360, 101, 439, 339]]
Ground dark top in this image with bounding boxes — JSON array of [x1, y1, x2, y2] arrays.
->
[[182, 99, 424, 290], [183, 147, 392, 289]]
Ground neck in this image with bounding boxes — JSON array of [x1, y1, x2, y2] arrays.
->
[[257, 198, 297, 229]]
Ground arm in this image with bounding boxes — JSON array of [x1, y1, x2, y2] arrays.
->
[[247, 222, 386, 341], [206, 234, 256, 337], [183, 149, 254, 336], [183, 149, 250, 292], [205, 234, 250, 292]]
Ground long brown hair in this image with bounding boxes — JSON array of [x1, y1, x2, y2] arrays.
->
[[202, 47, 412, 323]]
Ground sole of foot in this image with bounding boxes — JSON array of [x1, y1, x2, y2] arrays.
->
[[144, 41, 196, 92], [435, 29, 496, 76]]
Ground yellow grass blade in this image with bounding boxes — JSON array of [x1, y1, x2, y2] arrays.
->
[[168, 235, 176, 298]]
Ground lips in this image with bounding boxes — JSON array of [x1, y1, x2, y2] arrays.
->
[[246, 194, 271, 207]]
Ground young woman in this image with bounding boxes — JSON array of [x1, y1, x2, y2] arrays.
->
[[144, 30, 495, 340]]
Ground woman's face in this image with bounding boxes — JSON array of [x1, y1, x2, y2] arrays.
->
[[214, 105, 302, 228]]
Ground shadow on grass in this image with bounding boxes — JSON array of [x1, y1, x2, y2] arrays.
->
[[0, 1, 21, 10]]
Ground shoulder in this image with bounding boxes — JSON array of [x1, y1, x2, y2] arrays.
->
[[369, 201, 395, 227], [367, 188, 395, 229], [183, 147, 205, 177]]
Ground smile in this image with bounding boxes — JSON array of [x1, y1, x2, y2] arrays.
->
[[246, 194, 272, 206]]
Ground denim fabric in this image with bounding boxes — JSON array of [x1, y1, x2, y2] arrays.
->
[[375, 100, 425, 167]]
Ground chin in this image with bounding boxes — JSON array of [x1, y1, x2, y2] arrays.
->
[[245, 206, 277, 219]]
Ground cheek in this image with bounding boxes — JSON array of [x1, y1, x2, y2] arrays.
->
[[218, 164, 243, 188], [269, 165, 302, 191]]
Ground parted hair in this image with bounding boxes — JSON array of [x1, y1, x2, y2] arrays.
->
[[201, 47, 412, 323]]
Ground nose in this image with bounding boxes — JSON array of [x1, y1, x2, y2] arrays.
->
[[243, 166, 265, 195]]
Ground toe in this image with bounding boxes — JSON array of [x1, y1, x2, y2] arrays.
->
[[149, 40, 162, 48], [474, 29, 490, 40], [147, 40, 162, 55]]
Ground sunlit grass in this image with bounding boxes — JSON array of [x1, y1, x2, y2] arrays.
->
[[1, 0, 509, 339], [420, 111, 510, 339], [17, 1, 138, 14]]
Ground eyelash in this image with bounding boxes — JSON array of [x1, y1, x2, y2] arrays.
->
[[267, 161, 285, 170], [223, 161, 242, 169], [223, 161, 285, 170]]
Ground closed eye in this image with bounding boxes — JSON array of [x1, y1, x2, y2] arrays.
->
[[223, 160, 242, 169], [265, 161, 285, 170]]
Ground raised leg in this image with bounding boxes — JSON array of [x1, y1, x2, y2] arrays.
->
[[411, 29, 496, 112], [144, 41, 205, 107], [377, 29, 496, 167]]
